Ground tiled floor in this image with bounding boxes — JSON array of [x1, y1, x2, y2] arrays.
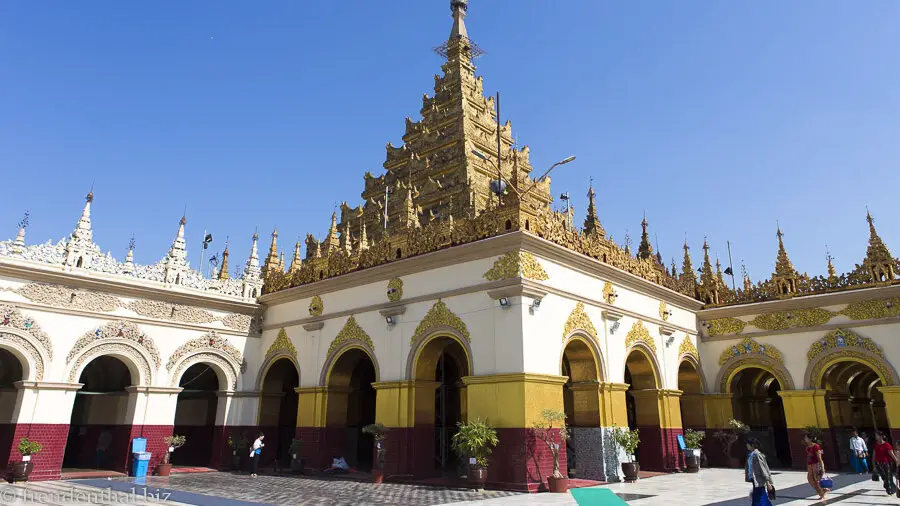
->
[[4, 468, 898, 505]]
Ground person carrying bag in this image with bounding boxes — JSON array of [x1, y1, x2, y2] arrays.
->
[[249, 432, 265, 478], [745, 437, 776, 506]]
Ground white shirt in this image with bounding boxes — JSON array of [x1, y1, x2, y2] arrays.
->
[[250, 438, 264, 457], [850, 436, 867, 453]]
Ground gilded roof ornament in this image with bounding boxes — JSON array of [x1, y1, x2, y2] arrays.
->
[[562, 301, 598, 340], [582, 183, 605, 237], [483, 251, 549, 281], [771, 226, 799, 296], [218, 239, 230, 280], [327, 315, 374, 357], [697, 239, 719, 304], [266, 328, 296, 359], [680, 241, 697, 287], [678, 335, 699, 359], [411, 299, 470, 344], [862, 210, 896, 283], [625, 320, 657, 353], [637, 215, 653, 260]]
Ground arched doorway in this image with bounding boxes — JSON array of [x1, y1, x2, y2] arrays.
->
[[63, 356, 134, 472], [678, 360, 704, 430], [259, 358, 299, 468], [0, 347, 24, 467], [819, 360, 888, 468], [413, 335, 470, 476], [561, 337, 603, 480], [730, 367, 791, 468], [325, 349, 377, 470], [172, 363, 220, 467], [624, 348, 659, 468]]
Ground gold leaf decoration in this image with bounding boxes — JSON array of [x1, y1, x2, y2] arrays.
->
[[704, 317, 747, 336], [659, 301, 670, 321], [387, 278, 404, 302], [749, 308, 835, 331], [806, 328, 884, 362], [562, 302, 598, 340], [602, 282, 617, 304], [483, 251, 549, 281], [309, 296, 324, 317], [718, 337, 783, 365], [411, 299, 470, 344], [625, 321, 657, 353], [678, 335, 699, 358], [840, 298, 900, 321], [327, 315, 374, 357], [266, 328, 296, 359]]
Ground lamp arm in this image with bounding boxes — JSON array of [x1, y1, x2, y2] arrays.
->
[[518, 162, 562, 200]]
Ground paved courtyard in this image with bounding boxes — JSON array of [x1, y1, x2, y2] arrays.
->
[[0, 468, 898, 505]]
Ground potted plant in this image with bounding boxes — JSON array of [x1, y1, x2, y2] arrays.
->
[[288, 439, 304, 474], [11, 437, 43, 482], [683, 429, 705, 473], [451, 419, 499, 491], [363, 423, 390, 483], [713, 419, 749, 467], [157, 435, 186, 476], [532, 409, 571, 493], [611, 425, 640, 482]]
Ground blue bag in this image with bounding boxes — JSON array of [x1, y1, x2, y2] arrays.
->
[[255, 448, 262, 455], [819, 474, 833, 489]]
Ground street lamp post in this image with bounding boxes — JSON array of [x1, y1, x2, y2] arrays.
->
[[471, 149, 575, 201]]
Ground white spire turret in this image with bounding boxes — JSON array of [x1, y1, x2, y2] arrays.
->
[[242, 231, 263, 299], [123, 236, 135, 275], [164, 215, 189, 285], [64, 191, 102, 269]]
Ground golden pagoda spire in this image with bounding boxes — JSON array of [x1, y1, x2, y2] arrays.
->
[[742, 261, 753, 292], [359, 220, 369, 252], [263, 227, 279, 275], [825, 245, 837, 280], [862, 209, 896, 282], [290, 239, 303, 273], [670, 259, 678, 277], [278, 251, 285, 272], [325, 211, 340, 253], [218, 238, 230, 280], [772, 226, 798, 296], [716, 256, 725, 287], [637, 214, 653, 260], [697, 239, 719, 304], [582, 181, 605, 237], [680, 240, 697, 286], [402, 187, 420, 228], [341, 223, 352, 254]]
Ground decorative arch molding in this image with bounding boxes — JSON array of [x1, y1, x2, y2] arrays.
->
[[410, 299, 470, 344], [320, 342, 381, 387], [562, 302, 598, 341], [717, 337, 784, 366], [717, 355, 795, 394], [804, 328, 899, 389], [0, 305, 53, 381], [254, 328, 300, 390], [166, 331, 245, 389], [406, 327, 474, 381], [560, 332, 606, 383], [66, 321, 160, 384], [625, 321, 657, 354]]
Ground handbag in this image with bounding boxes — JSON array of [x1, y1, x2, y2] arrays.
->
[[819, 473, 833, 490], [255, 448, 262, 455]]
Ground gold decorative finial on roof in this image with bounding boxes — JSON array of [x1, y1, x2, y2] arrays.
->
[[741, 261, 753, 292], [680, 240, 697, 287], [697, 238, 719, 304], [450, 0, 469, 39], [771, 225, 798, 296], [582, 180, 604, 237], [290, 238, 303, 273], [325, 211, 340, 253], [218, 237, 230, 280], [263, 227, 280, 276], [825, 245, 836, 280], [637, 214, 653, 260], [862, 208, 895, 283]]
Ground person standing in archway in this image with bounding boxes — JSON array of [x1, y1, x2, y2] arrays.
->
[[803, 433, 827, 501], [249, 433, 265, 478], [873, 431, 899, 496], [849, 430, 869, 475]]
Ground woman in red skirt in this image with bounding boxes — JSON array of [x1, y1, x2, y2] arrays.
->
[[803, 433, 826, 501]]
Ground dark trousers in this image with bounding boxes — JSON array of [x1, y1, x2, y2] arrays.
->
[[875, 462, 896, 494], [250, 454, 259, 474]]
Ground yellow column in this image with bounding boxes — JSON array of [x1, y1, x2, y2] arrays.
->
[[877, 386, 900, 430], [703, 393, 734, 429], [462, 373, 566, 428], [371, 380, 440, 428], [295, 386, 327, 428], [778, 390, 830, 429], [681, 393, 707, 428], [599, 382, 629, 427], [567, 382, 601, 427], [659, 389, 683, 430]]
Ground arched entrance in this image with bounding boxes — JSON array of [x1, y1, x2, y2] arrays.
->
[[325, 348, 377, 470], [819, 360, 888, 468], [63, 356, 135, 472], [730, 367, 791, 468], [413, 335, 470, 476], [678, 360, 704, 430], [561, 337, 604, 480], [624, 348, 660, 468], [0, 347, 24, 467], [259, 358, 299, 468], [172, 363, 220, 467]]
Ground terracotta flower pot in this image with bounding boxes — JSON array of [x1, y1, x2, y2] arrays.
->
[[371, 469, 384, 484], [547, 475, 569, 493], [621, 462, 640, 482], [157, 463, 172, 476], [467, 466, 487, 490], [11, 461, 33, 482]]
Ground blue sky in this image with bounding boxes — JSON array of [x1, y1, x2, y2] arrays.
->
[[1, 1, 897, 282]]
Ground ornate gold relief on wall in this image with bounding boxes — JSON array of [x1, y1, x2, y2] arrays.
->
[[309, 296, 324, 317], [718, 337, 783, 366], [327, 315, 374, 357], [625, 320, 657, 353], [703, 317, 747, 336], [749, 308, 834, 331], [411, 299, 470, 344], [678, 335, 699, 359], [266, 328, 297, 359], [387, 278, 404, 302], [562, 301, 597, 341], [482, 251, 549, 281], [840, 297, 900, 321], [659, 301, 671, 321], [602, 282, 617, 304]]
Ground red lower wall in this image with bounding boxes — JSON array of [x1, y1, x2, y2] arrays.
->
[[4, 424, 69, 481], [127, 425, 174, 476], [635, 426, 682, 472]]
